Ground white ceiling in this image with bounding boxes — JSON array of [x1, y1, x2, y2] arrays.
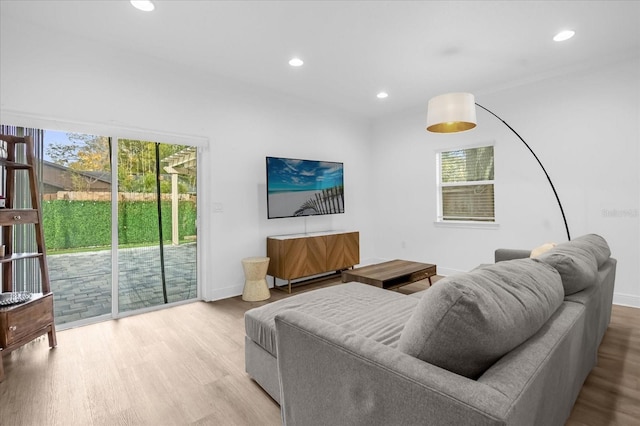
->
[[2, 0, 639, 119]]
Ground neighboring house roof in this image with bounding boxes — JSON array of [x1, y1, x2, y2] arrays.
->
[[41, 160, 111, 193]]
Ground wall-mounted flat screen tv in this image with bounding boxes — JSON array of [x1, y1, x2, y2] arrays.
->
[[266, 156, 344, 219]]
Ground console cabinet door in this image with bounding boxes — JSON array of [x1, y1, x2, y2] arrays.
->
[[326, 232, 359, 270], [267, 237, 307, 280], [305, 236, 326, 276], [325, 234, 345, 271], [282, 238, 307, 279], [343, 232, 360, 267]]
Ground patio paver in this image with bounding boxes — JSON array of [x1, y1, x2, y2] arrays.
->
[[48, 243, 197, 325]]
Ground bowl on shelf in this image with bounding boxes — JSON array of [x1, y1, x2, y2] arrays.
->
[[0, 292, 32, 306]]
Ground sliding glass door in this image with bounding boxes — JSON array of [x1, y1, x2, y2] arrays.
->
[[43, 130, 113, 325], [117, 139, 197, 313], [1, 125, 198, 327]]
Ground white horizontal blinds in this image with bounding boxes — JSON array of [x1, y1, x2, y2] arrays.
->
[[440, 146, 495, 222], [441, 185, 495, 221]]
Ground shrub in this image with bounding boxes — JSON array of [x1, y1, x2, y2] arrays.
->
[[42, 200, 196, 250]]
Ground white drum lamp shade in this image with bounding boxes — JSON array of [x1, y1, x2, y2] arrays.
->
[[426, 92, 477, 133]]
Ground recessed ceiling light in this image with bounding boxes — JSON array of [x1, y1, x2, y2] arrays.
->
[[130, 1, 155, 12], [553, 30, 575, 42], [289, 58, 304, 67], [377, 92, 389, 99]]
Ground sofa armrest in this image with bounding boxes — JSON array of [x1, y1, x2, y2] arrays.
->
[[495, 248, 531, 262], [275, 310, 510, 426]]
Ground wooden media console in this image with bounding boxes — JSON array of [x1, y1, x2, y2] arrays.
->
[[267, 231, 359, 293]]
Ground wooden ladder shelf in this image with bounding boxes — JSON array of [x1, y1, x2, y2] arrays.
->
[[0, 134, 57, 382]]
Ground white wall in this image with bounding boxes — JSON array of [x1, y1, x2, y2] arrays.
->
[[371, 57, 640, 307], [3, 19, 638, 308], [0, 20, 374, 301]]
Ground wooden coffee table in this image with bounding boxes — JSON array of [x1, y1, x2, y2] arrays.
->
[[342, 259, 437, 290]]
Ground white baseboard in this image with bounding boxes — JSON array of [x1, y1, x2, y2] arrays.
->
[[205, 284, 244, 302], [358, 257, 388, 267], [613, 292, 640, 308]]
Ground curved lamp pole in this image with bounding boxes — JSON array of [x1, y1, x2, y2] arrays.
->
[[426, 92, 571, 241]]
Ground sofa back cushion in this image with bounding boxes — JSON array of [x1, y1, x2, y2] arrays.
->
[[397, 258, 564, 379], [564, 234, 611, 267], [536, 237, 601, 296]]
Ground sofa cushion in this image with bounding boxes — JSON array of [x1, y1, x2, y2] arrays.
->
[[397, 258, 564, 379], [537, 240, 599, 296], [245, 282, 418, 357], [565, 234, 611, 267]]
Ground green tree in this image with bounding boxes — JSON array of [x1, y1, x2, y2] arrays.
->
[[47, 133, 110, 191], [441, 146, 493, 183], [47, 135, 192, 194], [117, 140, 190, 193]]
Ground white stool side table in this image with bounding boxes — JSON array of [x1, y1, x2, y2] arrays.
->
[[242, 257, 271, 301]]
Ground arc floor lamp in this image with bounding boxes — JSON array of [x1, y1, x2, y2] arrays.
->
[[426, 92, 571, 241]]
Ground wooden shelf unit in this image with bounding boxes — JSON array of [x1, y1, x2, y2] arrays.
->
[[0, 134, 56, 382], [267, 231, 359, 293]]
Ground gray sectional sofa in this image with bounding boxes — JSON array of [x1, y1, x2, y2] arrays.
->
[[244, 234, 616, 425]]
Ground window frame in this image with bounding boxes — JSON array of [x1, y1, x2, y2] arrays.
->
[[435, 142, 499, 229]]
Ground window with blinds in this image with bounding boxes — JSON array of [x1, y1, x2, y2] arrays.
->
[[437, 145, 495, 222]]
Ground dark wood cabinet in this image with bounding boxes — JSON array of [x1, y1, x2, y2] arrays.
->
[[0, 293, 55, 348], [0, 134, 56, 382]]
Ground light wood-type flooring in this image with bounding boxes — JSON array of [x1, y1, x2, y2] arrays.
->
[[0, 276, 638, 425]]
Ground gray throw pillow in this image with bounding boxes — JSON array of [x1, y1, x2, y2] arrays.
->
[[397, 258, 563, 379], [537, 241, 598, 295]]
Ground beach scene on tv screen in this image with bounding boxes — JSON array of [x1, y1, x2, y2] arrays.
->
[[267, 157, 344, 218]]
